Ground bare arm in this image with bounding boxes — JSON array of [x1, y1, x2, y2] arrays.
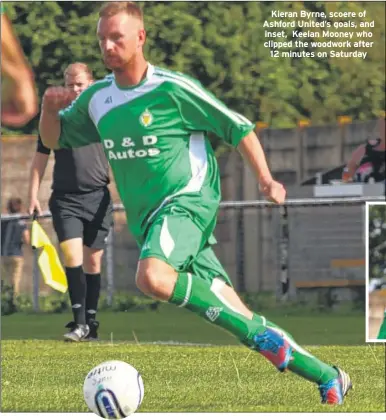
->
[[1, 15, 29, 77], [28, 152, 50, 215], [344, 144, 366, 181], [1, 14, 38, 127], [22, 228, 30, 246], [39, 87, 77, 149], [237, 130, 286, 204], [237, 130, 273, 186], [39, 109, 61, 150]]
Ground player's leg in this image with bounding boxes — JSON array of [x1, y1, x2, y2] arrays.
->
[[189, 245, 296, 337], [1, 255, 23, 295], [82, 246, 103, 340], [189, 246, 351, 403], [136, 212, 285, 341], [49, 195, 89, 341], [1, 256, 13, 292], [377, 308, 386, 339], [59, 235, 89, 341], [10, 255, 24, 296], [82, 187, 113, 340], [1, 256, 15, 296], [369, 290, 386, 339], [136, 211, 351, 404]]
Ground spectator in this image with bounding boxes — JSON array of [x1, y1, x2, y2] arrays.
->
[[1, 198, 30, 295], [343, 117, 385, 183]]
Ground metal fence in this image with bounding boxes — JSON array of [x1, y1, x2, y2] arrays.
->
[[1, 196, 383, 312]]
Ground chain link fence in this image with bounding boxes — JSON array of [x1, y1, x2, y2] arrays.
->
[[1, 196, 383, 311]]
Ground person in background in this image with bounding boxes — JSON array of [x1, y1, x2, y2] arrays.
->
[[1, 4, 38, 127], [28, 63, 113, 342], [342, 116, 386, 183], [1, 198, 30, 295]]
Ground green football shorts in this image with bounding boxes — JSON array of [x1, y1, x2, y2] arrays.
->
[[139, 206, 232, 286]]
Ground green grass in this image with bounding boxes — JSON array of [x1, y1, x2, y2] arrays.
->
[[1, 305, 385, 412], [1, 304, 366, 345]]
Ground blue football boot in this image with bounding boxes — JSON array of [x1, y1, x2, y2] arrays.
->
[[318, 366, 352, 405], [252, 327, 293, 372]]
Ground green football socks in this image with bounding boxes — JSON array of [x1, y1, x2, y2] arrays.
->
[[170, 273, 338, 384], [170, 273, 265, 344], [377, 311, 386, 339]]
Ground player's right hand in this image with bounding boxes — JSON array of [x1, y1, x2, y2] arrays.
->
[[28, 198, 42, 216], [41, 87, 77, 113], [260, 179, 286, 205]]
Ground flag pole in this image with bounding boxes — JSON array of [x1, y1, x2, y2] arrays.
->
[[32, 211, 40, 312]]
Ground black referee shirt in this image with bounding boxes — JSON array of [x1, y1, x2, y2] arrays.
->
[[37, 136, 110, 193]]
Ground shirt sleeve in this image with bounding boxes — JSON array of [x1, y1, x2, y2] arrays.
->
[[58, 90, 100, 149], [170, 78, 255, 147], [36, 134, 51, 155]]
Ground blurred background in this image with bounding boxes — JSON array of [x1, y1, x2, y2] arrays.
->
[[368, 204, 386, 339], [1, 1, 385, 317], [369, 204, 386, 280]]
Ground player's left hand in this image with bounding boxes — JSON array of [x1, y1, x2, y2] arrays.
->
[[260, 179, 286, 204], [1, 73, 38, 127]]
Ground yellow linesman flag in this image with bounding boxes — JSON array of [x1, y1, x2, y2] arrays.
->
[[31, 220, 67, 293]]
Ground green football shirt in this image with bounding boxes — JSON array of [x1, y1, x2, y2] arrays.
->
[[59, 64, 255, 243]]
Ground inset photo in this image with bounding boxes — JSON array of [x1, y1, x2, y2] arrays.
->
[[366, 202, 386, 342]]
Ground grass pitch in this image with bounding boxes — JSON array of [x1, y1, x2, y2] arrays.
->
[[1, 305, 385, 412]]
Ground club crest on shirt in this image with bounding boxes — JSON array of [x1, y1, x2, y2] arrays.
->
[[140, 109, 153, 127]]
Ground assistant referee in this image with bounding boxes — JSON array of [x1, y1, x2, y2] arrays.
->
[[28, 63, 113, 342]]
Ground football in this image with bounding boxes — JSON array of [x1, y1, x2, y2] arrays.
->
[[83, 360, 144, 418]]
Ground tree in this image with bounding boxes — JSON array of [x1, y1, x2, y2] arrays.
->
[[2, 1, 385, 135]]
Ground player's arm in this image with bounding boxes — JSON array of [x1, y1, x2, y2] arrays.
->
[[39, 87, 77, 149], [22, 224, 30, 246], [343, 144, 366, 181], [172, 79, 285, 203], [236, 131, 285, 204], [28, 138, 50, 215], [39, 87, 98, 150], [1, 12, 38, 127], [237, 131, 270, 182]]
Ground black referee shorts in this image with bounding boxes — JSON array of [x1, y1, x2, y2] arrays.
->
[[49, 187, 113, 249]]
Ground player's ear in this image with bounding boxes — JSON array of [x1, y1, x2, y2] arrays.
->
[[137, 28, 146, 49]]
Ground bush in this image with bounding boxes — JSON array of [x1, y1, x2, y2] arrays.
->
[[2, 287, 363, 316], [1, 289, 160, 315], [15, 294, 34, 313], [98, 292, 160, 312], [39, 293, 70, 313], [1, 284, 16, 316]]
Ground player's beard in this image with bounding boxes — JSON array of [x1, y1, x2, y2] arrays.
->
[[104, 57, 122, 71], [103, 53, 136, 72]]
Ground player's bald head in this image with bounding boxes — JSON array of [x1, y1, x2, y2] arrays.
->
[[99, 1, 144, 29], [97, 2, 146, 71]]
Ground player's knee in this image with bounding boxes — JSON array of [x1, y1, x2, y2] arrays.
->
[[62, 251, 82, 267], [83, 259, 100, 274], [136, 268, 161, 297], [136, 267, 173, 301], [83, 252, 102, 274], [60, 239, 83, 267], [136, 258, 177, 300]]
